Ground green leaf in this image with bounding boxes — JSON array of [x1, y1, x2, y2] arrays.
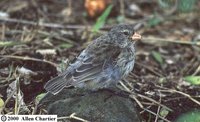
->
[[35, 93, 46, 103], [159, 107, 169, 117], [152, 51, 164, 65], [92, 5, 113, 32], [158, 77, 167, 84], [178, 0, 196, 12], [116, 15, 125, 23], [158, 0, 174, 8], [147, 15, 162, 27], [157, 0, 197, 13], [175, 110, 200, 122], [58, 43, 73, 49], [184, 76, 200, 85], [0, 98, 4, 109], [0, 41, 24, 47]]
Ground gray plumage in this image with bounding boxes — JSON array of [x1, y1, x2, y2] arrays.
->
[[44, 24, 139, 95]]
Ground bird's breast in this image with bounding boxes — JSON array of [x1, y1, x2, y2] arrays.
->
[[116, 44, 135, 77]]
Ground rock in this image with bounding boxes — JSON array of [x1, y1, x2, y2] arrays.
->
[[39, 88, 141, 122]]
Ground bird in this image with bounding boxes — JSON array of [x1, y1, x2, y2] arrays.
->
[[44, 24, 142, 95]]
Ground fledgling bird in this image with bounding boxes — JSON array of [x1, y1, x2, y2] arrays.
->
[[44, 24, 142, 95]]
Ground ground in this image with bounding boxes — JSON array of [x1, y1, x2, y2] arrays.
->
[[0, 0, 200, 122]]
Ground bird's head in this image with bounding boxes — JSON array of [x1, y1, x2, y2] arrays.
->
[[109, 24, 142, 48]]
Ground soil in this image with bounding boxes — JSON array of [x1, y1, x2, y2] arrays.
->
[[0, 0, 199, 121]]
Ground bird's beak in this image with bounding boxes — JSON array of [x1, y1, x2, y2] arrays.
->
[[131, 32, 141, 41]]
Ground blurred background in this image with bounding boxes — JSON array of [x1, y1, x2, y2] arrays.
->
[[0, 0, 199, 121]]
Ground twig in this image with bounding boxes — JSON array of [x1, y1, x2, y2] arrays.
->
[[142, 37, 200, 45], [181, 57, 196, 75], [192, 64, 200, 76], [159, 89, 200, 106], [135, 62, 163, 77], [155, 91, 162, 122], [136, 93, 173, 112], [0, 17, 89, 29], [142, 107, 171, 122], [37, 30, 76, 44], [118, 81, 172, 111], [0, 86, 16, 114], [58, 113, 90, 122], [129, 95, 144, 108], [118, 81, 144, 108], [119, 0, 125, 16], [0, 55, 57, 67], [119, 81, 131, 92], [1, 24, 5, 40]]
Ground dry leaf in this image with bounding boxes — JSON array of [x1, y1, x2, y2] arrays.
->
[[85, 0, 112, 17]]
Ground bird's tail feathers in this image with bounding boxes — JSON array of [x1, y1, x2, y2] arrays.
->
[[44, 75, 71, 95]]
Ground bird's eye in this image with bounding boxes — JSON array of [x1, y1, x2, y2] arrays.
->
[[122, 30, 130, 36]]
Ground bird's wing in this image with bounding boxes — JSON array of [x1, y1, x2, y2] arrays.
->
[[44, 35, 120, 95]]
